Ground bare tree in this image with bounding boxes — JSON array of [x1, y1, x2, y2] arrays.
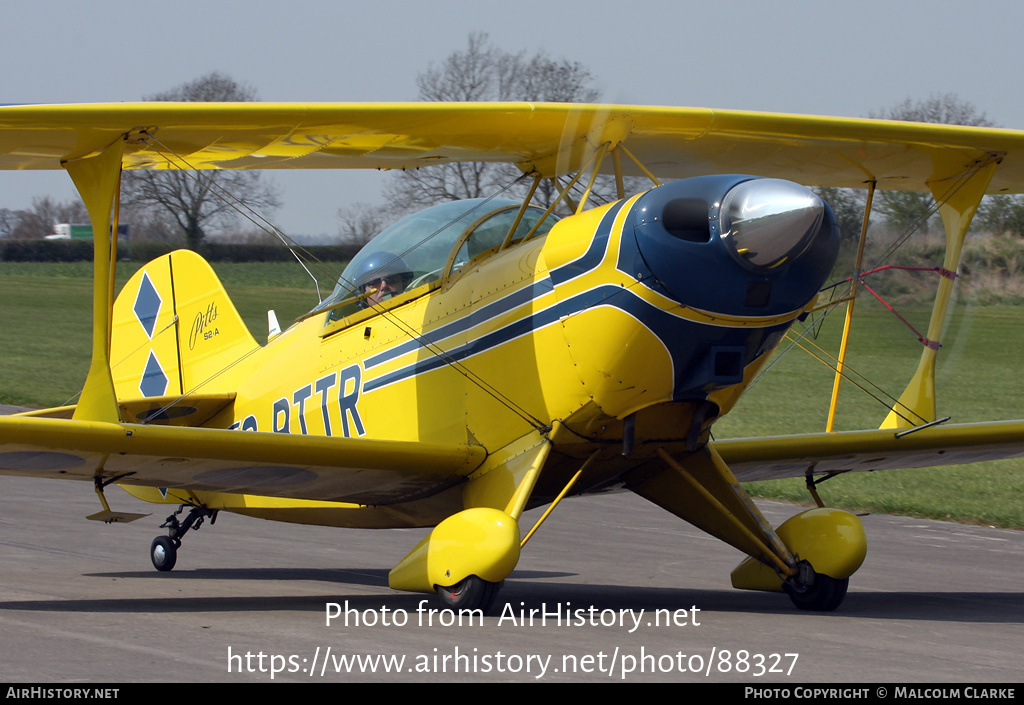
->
[[380, 33, 605, 217], [0, 208, 15, 238], [122, 72, 280, 249], [336, 202, 400, 247], [977, 193, 1024, 237], [870, 94, 994, 128], [813, 186, 866, 243], [9, 196, 88, 239], [869, 94, 995, 235]]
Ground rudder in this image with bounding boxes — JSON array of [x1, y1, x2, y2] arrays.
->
[[111, 250, 258, 402]]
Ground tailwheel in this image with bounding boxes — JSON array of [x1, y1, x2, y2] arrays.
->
[[436, 576, 502, 614], [148, 503, 217, 573], [150, 536, 179, 572], [784, 571, 849, 612]]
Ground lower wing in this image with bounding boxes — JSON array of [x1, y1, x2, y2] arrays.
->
[[716, 419, 1024, 482], [0, 414, 485, 505]]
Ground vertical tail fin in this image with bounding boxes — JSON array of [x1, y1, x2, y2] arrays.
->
[[111, 250, 258, 401]]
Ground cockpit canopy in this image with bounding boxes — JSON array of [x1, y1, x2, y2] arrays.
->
[[316, 198, 558, 321]]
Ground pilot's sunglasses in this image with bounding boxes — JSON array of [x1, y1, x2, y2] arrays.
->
[[365, 274, 404, 288]]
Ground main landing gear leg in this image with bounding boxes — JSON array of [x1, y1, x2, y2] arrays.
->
[[628, 446, 865, 613], [150, 504, 217, 572]]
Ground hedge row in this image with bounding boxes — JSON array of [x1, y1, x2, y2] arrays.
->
[[0, 239, 361, 263]]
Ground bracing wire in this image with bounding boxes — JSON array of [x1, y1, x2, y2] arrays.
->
[[131, 135, 551, 431], [748, 157, 998, 423], [139, 132, 342, 301]]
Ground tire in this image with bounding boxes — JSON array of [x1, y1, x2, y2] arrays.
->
[[784, 573, 848, 611], [151, 536, 177, 572], [436, 576, 501, 613]]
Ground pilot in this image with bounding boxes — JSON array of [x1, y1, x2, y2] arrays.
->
[[354, 252, 414, 307]]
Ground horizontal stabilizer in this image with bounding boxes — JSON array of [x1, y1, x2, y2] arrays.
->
[[14, 406, 75, 420], [17, 395, 237, 427], [117, 394, 235, 426]]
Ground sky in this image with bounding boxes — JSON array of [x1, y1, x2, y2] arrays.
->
[[3, 0, 1023, 239]]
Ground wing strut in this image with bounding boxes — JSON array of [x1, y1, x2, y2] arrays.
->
[[627, 445, 797, 577], [616, 143, 662, 188], [64, 137, 125, 423], [881, 155, 1001, 429], [612, 146, 625, 199], [522, 169, 590, 242], [519, 449, 598, 547], [574, 142, 610, 215], [825, 181, 876, 432], [499, 175, 542, 251]]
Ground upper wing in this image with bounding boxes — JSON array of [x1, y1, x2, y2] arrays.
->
[[0, 414, 485, 505], [715, 419, 1024, 482], [2, 102, 1024, 192]]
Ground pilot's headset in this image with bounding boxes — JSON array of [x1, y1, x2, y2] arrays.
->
[[354, 252, 414, 304]]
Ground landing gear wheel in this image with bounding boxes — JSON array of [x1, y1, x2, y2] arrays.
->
[[149, 504, 216, 573], [436, 576, 501, 613], [784, 573, 848, 611], [150, 536, 178, 572]]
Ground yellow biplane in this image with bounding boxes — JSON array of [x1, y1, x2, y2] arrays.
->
[[1, 103, 1023, 613]]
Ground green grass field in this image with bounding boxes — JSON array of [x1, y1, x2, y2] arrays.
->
[[0, 261, 337, 408], [1, 260, 1021, 528], [714, 303, 1024, 528]]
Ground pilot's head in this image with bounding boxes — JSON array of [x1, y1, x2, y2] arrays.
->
[[354, 252, 413, 307]]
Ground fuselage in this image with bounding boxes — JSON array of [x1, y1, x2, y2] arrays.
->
[[115, 176, 839, 526]]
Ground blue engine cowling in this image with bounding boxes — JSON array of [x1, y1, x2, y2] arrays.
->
[[622, 175, 840, 317]]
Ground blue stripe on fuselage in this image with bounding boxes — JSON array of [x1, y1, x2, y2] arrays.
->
[[548, 200, 625, 286], [363, 278, 554, 370], [360, 280, 785, 397], [362, 283, 625, 393], [363, 199, 625, 372], [357, 193, 793, 400]]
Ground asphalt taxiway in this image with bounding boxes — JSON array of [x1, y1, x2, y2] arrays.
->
[[0, 472, 1020, 683]]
